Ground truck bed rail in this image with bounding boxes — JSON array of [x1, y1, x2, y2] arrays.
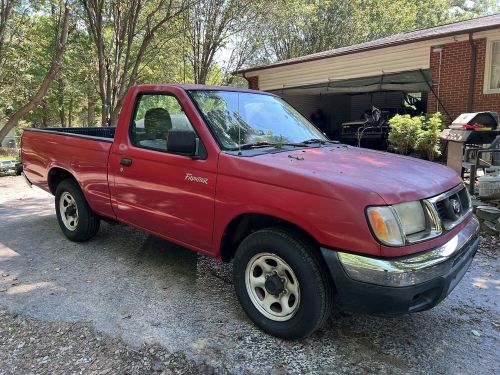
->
[[24, 127, 115, 141]]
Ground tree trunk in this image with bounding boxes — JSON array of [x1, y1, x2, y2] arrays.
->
[[82, 0, 185, 127], [81, 0, 107, 126], [68, 97, 73, 127], [87, 88, 95, 126], [0, 4, 71, 143], [58, 77, 66, 127], [41, 100, 48, 127], [0, 0, 14, 64]]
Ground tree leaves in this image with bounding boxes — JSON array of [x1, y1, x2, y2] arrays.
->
[[253, 0, 500, 63]]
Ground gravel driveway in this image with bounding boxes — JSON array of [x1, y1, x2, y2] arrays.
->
[[0, 175, 499, 374]]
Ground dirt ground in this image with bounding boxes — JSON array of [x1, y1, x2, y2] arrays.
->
[[0, 175, 499, 375]]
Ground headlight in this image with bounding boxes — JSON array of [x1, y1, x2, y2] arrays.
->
[[367, 201, 438, 247], [392, 201, 426, 235]]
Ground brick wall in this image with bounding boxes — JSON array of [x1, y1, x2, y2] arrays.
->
[[428, 38, 500, 123], [247, 76, 259, 90]]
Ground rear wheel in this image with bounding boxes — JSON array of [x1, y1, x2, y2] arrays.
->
[[55, 179, 100, 242], [233, 228, 333, 339]]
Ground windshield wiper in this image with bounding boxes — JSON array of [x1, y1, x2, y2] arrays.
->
[[302, 138, 339, 144], [231, 141, 309, 151], [232, 141, 278, 150]]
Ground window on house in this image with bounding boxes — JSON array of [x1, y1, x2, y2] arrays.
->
[[488, 41, 500, 91]]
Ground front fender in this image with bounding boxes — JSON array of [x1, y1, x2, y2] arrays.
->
[[213, 174, 381, 258]]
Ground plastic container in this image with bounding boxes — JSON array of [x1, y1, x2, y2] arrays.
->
[[478, 172, 500, 198]]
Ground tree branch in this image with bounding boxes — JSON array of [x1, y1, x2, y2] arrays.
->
[[0, 3, 71, 142]]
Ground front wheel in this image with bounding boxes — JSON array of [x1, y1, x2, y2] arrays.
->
[[233, 228, 333, 339], [55, 179, 100, 242]]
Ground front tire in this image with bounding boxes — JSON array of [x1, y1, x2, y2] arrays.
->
[[233, 228, 333, 339], [55, 179, 100, 242]]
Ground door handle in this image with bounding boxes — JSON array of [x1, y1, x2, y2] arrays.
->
[[120, 158, 133, 166]]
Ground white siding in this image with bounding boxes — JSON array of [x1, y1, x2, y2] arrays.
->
[[247, 33, 499, 92]]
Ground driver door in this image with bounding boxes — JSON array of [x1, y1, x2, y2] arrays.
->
[[109, 92, 216, 251]]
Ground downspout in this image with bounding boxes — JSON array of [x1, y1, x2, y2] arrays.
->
[[435, 47, 443, 113], [467, 33, 477, 112], [242, 72, 250, 88]]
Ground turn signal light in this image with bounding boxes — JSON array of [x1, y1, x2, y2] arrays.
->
[[366, 206, 404, 246]]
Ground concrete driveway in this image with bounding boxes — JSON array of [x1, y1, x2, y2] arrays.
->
[[0, 176, 499, 374]]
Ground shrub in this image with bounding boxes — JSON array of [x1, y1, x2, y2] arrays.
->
[[415, 112, 443, 161], [388, 114, 421, 155], [388, 112, 443, 160]]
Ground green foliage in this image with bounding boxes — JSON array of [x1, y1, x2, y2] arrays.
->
[[388, 115, 421, 156], [0, 1, 89, 128], [0, 5, 55, 120], [254, 0, 499, 63], [388, 113, 444, 160], [134, 95, 184, 119], [415, 113, 444, 161]]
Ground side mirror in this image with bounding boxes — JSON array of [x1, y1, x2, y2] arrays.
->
[[167, 130, 197, 156]]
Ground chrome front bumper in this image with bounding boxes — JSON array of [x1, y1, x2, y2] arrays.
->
[[320, 216, 480, 314], [336, 216, 480, 287]]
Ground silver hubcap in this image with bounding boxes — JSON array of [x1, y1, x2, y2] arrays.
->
[[245, 253, 300, 321], [59, 192, 78, 231]]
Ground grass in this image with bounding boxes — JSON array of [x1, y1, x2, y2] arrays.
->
[[0, 156, 16, 161]]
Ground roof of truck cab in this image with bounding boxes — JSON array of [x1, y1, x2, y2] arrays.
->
[[132, 83, 271, 95]]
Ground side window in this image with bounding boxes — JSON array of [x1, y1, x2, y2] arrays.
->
[[488, 41, 500, 92], [130, 94, 195, 152]]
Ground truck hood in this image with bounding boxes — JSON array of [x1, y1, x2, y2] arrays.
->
[[241, 145, 461, 204]]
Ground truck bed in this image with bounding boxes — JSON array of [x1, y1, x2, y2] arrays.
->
[[22, 127, 116, 219]]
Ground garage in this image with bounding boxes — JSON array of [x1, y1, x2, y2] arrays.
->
[[237, 14, 500, 150], [269, 69, 430, 148]]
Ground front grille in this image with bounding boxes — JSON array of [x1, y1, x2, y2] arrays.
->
[[435, 200, 447, 222], [427, 185, 471, 231]]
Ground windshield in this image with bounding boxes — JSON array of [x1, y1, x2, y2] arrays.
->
[[189, 90, 326, 150]]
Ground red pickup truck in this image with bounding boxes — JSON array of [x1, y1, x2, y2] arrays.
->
[[22, 84, 479, 339]]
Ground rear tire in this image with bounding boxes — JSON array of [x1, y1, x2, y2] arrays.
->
[[55, 179, 100, 242], [233, 227, 333, 339]]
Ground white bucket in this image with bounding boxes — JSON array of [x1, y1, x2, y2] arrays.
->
[[478, 172, 500, 198]]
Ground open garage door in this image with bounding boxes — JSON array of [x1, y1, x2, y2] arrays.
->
[[270, 69, 432, 95], [269, 69, 430, 146]]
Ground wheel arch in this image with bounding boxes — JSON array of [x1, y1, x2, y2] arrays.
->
[[219, 212, 320, 263], [48, 167, 77, 195]]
